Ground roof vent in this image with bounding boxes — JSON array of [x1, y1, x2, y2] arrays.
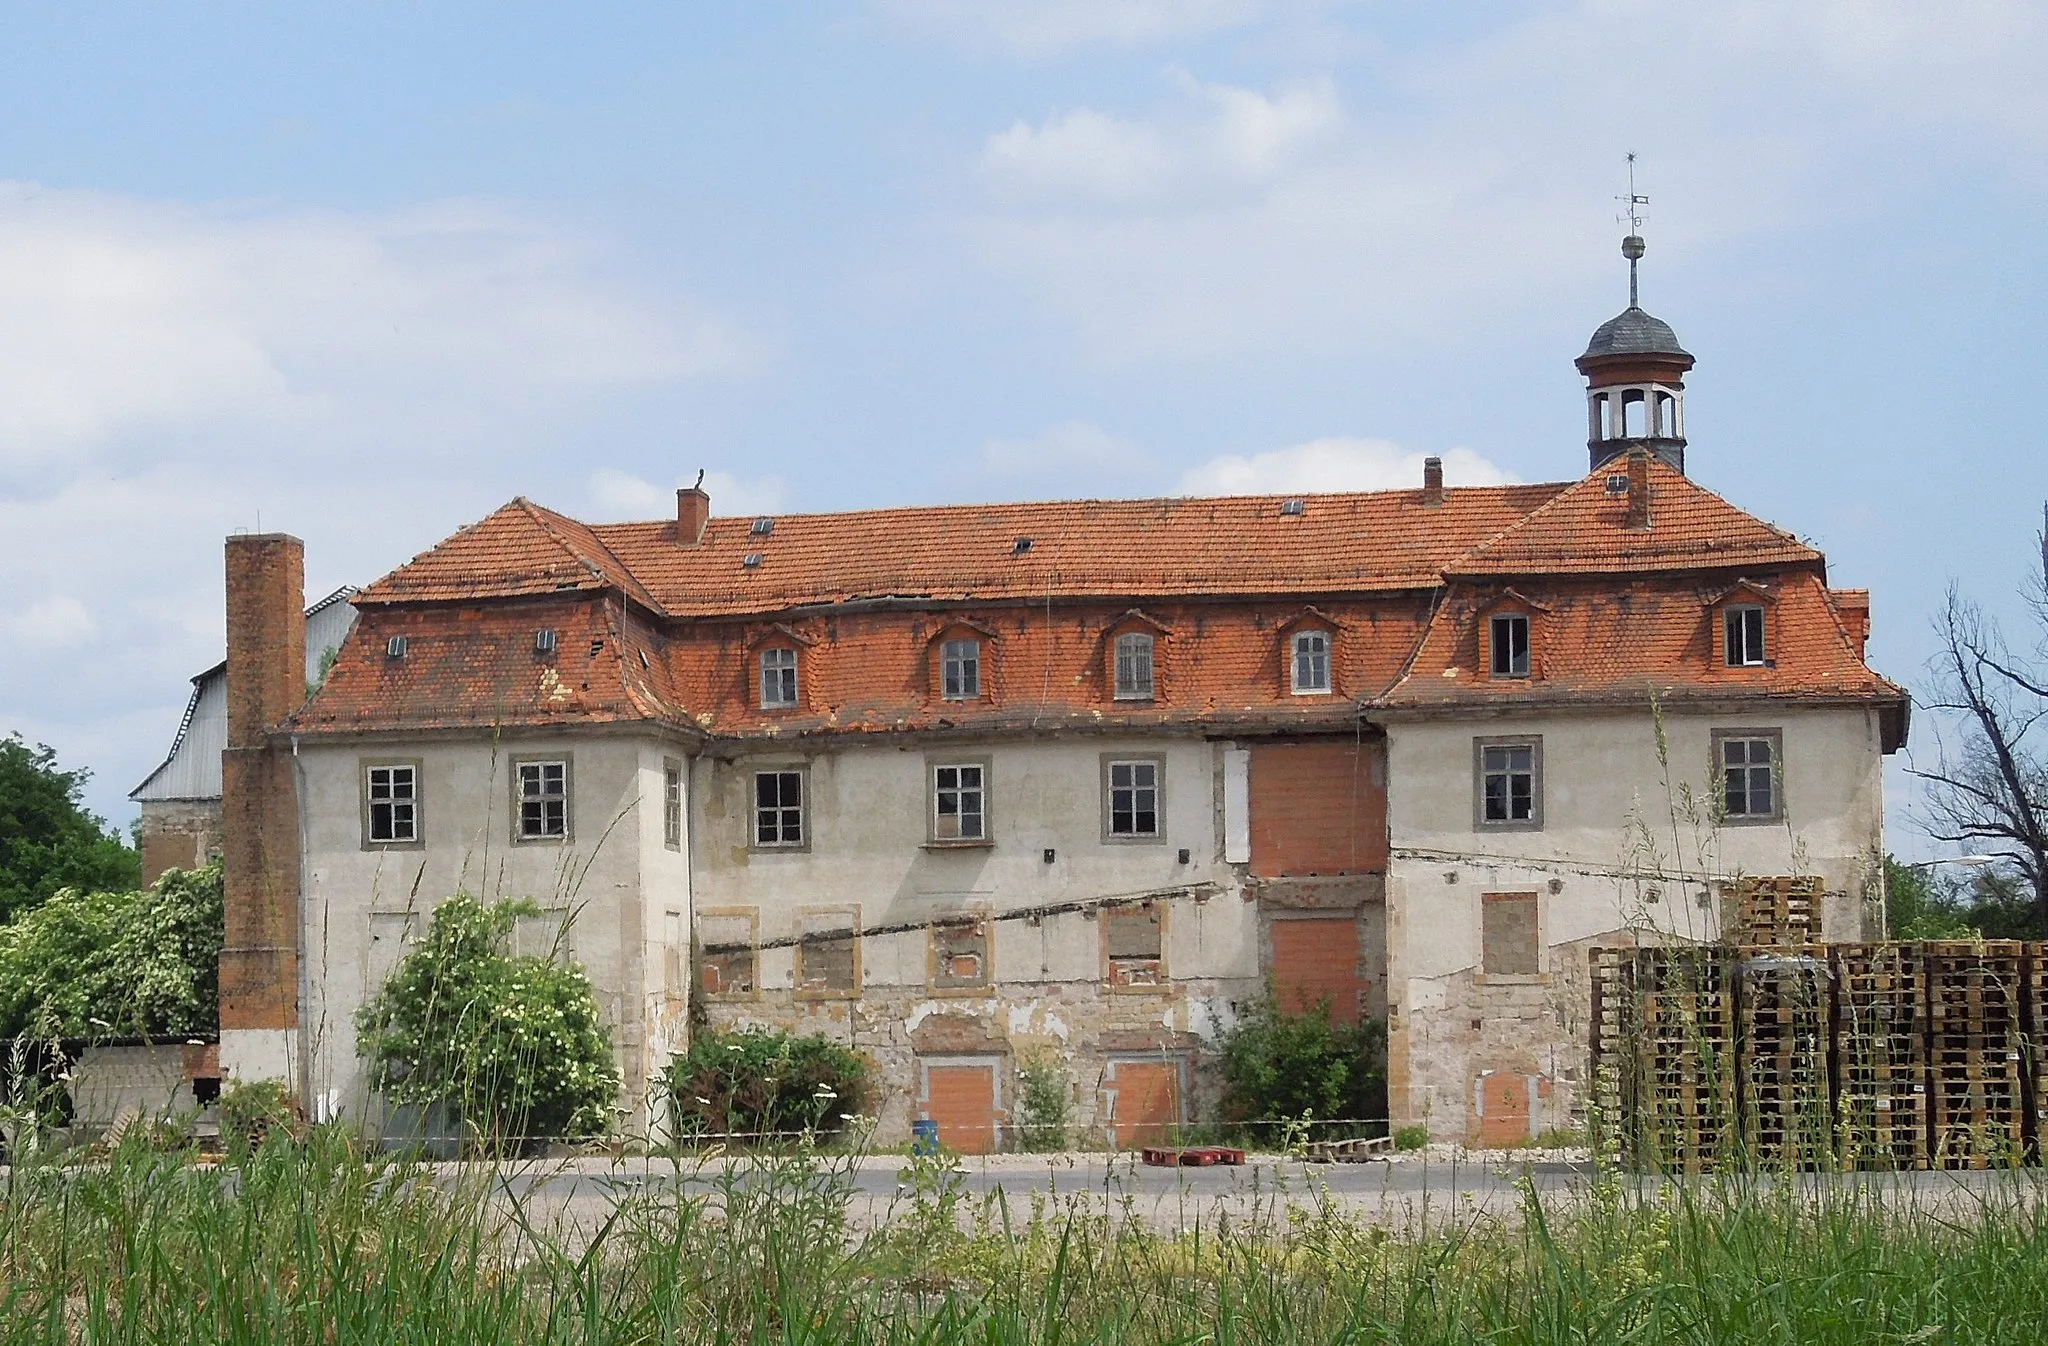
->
[[386, 635, 408, 659], [750, 517, 775, 537], [1013, 537, 1033, 556], [535, 628, 557, 654], [1604, 474, 1629, 496], [1280, 499, 1306, 516], [742, 553, 763, 568]]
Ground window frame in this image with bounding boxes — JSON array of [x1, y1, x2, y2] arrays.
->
[[1100, 753, 1167, 844], [926, 755, 992, 847], [794, 905, 862, 1001], [749, 764, 810, 852], [1713, 728, 1784, 825], [758, 645, 800, 710], [359, 758, 425, 850], [1489, 612, 1532, 679], [662, 757, 684, 852], [1472, 735, 1543, 832], [1112, 631, 1156, 702], [1102, 900, 1168, 993], [1723, 604, 1768, 668], [927, 909, 996, 996], [939, 637, 982, 701], [695, 906, 761, 1003], [510, 754, 573, 844], [1290, 629, 1333, 695]]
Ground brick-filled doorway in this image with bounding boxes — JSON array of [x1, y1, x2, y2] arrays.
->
[[1103, 1056, 1183, 1148], [920, 1057, 1003, 1155]]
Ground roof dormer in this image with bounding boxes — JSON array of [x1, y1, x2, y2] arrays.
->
[[1476, 590, 1549, 682]]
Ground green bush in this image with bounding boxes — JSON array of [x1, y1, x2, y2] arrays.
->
[[355, 895, 619, 1154], [662, 1026, 870, 1144], [1217, 995, 1387, 1143], [1015, 1049, 1071, 1152], [0, 864, 222, 1041], [218, 1078, 302, 1158], [1394, 1124, 1430, 1151]]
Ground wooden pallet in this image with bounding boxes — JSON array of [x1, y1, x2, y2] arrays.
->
[[1728, 877, 1823, 949], [1140, 1145, 1245, 1167], [1832, 943, 1929, 1169]]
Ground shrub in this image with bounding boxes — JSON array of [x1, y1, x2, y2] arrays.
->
[[0, 864, 222, 1041], [355, 895, 619, 1154], [1216, 996, 1387, 1143], [218, 1077, 302, 1157], [662, 1027, 870, 1144], [1015, 1048, 1071, 1151], [1394, 1124, 1430, 1151]]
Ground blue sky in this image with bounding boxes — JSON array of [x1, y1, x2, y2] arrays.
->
[[0, 1, 2042, 847]]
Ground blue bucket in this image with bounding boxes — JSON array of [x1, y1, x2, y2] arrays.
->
[[910, 1119, 941, 1155]]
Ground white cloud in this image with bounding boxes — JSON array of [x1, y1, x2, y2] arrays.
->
[[587, 467, 788, 521], [6, 595, 97, 650], [1175, 437, 1512, 496], [873, 0, 1266, 56]]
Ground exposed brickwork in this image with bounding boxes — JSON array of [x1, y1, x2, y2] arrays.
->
[[1268, 916, 1366, 1025], [1248, 740, 1387, 877], [139, 799, 220, 885]]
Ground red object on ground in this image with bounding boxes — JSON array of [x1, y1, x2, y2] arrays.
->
[[1139, 1146, 1246, 1167]]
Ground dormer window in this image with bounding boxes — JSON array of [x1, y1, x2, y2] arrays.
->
[[1114, 632, 1155, 701], [759, 646, 799, 709], [1725, 605, 1766, 667], [941, 638, 981, 700], [1291, 630, 1332, 695], [1490, 613, 1531, 678]]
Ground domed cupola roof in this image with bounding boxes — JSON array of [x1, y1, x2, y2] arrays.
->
[[1581, 306, 1689, 362]]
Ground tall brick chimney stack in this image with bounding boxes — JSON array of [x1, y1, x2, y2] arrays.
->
[[1421, 456, 1444, 508], [1624, 445, 1653, 531], [219, 533, 307, 1090], [677, 483, 710, 545]]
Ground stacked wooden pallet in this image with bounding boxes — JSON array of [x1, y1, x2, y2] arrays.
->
[[1728, 876, 1823, 948], [1925, 941, 2027, 1168], [1737, 949, 1832, 1167], [1630, 947, 1738, 1172], [1832, 942, 1929, 1169]]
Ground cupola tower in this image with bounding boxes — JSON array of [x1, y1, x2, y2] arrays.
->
[[1576, 175, 1693, 474]]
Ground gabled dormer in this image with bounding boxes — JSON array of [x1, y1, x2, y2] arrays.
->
[[1274, 606, 1343, 698], [1705, 579, 1777, 672], [1476, 590, 1549, 682], [1101, 609, 1172, 705], [746, 622, 816, 712], [924, 616, 1001, 706]]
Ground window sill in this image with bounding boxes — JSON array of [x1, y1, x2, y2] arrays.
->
[[360, 840, 426, 853], [1474, 821, 1543, 833], [793, 989, 861, 1001], [1102, 834, 1168, 846], [1289, 688, 1334, 697], [927, 983, 997, 998], [923, 839, 993, 851], [1717, 812, 1783, 827], [1474, 972, 1550, 986]]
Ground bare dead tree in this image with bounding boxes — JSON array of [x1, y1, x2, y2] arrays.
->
[[1911, 562, 2048, 933]]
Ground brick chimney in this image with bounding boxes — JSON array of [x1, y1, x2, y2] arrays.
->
[[219, 534, 306, 1088], [677, 483, 710, 545], [1624, 445, 1652, 530], [1421, 456, 1444, 508]]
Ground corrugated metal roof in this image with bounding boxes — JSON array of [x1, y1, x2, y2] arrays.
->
[[131, 588, 359, 802]]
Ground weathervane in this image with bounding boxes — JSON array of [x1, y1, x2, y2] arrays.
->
[[1616, 152, 1649, 308]]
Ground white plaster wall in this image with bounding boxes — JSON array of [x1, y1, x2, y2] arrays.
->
[[297, 732, 686, 1127]]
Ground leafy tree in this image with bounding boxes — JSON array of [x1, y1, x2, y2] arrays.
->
[[0, 734, 140, 920], [1884, 854, 2043, 941], [1216, 996, 1387, 1143], [0, 864, 222, 1041], [356, 895, 619, 1153], [662, 1026, 871, 1144]]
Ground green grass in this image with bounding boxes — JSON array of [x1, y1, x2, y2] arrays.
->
[[3, 1130, 2047, 1343]]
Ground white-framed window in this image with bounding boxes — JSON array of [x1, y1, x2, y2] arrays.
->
[[759, 646, 799, 709], [1106, 759, 1161, 839], [1717, 731, 1782, 821], [363, 763, 419, 846], [753, 769, 805, 847], [514, 759, 569, 841], [1114, 632, 1155, 701], [662, 759, 683, 850], [932, 762, 987, 841], [941, 638, 981, 700], [1724, 605, 1767, 667], [1490, 613, 1531, 678], [1291, 630, 1331, 694], [1475, 738, 1540, 829]]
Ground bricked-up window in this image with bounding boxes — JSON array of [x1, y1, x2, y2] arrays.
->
[[1716, 730, 1782, 821], [514, 759, 569, 841], [941, 638, 981, 699], [1114, 632, 1155, 700], [754, 769, 805, 847], [1482, 892, 1540, 975], [1490, 613, 1531, 677], [363, 763, 420, 846], [1105, 901, 1164, 988], [759, 646, 799, 709], [932, 762, 986, 841], [662, 759, 683, 850], [1474, 737, 1541, 830], [930, 915, 992, 991], [1291, 630, 1331, 694], [796, 908, 859, 997], [1724, 605, 1767, 667], [1105, 759, 1161, 838], [698, 909, 757, 999]]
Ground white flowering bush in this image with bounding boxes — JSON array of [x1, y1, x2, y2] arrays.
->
[[356, 895, 618, 1153]]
